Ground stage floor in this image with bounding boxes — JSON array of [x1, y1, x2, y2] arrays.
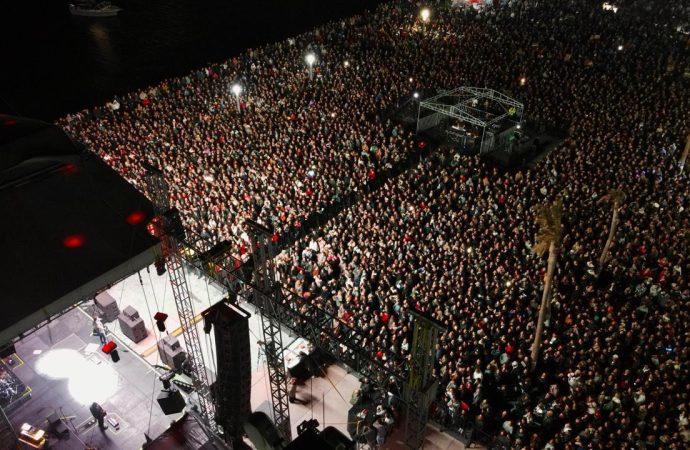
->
[[7, 264, 473, 449], [8, 308, 177, 450]]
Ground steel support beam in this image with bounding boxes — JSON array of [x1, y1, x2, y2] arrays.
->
[[245, 220, 292, 442], [143, 168, 219, 436], [162, 229, 218, 433]]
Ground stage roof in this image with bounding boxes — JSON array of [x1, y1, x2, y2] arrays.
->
[[0, 115, 161, 345]]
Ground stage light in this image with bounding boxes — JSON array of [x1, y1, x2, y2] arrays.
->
[[413, 92, 419, 99], [305, 53, 317, 80], [344, 60, 350, 67], [61, 163, 79, 175], [517, 124, 522, 129], [154, 312, 168, 332], [154, 258, 166, 276], [466, 247, 473, 254], [506, 281, 512, 287], [420, 8, 430, 23], [160, 371, 175, 390], [102, 341, 120, 363], [602, 2, 619, 13], [230, 83, 243, 112], [617, 45, 623, 51], [331, 112, 336, 118], [63, 234, 86, 248], [126, 211, 146, 225], [409, 77, 414, 83], [520, 77, 527, 86]]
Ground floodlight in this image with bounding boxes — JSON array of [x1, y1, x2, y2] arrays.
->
[[420, 8, 430, 22]]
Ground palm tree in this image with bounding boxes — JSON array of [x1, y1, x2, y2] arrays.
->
[[530, 198, 563, 371], [597, 188, 625, 273]]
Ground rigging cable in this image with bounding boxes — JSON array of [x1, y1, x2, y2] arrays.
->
[[139, 271, 162, 437]]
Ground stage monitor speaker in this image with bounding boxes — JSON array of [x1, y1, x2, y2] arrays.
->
[[157, 389, 185, 415]]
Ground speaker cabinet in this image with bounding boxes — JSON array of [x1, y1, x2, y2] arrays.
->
[[157, 389, 185, 415]]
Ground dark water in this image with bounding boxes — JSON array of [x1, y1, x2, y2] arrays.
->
[[0, 0, 384, 121]]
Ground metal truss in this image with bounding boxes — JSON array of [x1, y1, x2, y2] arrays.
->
[[169, 223, 407, 435], [163, 230, 219, 433], [177, 230, 406, 387], [143, 168, 219, 436], [419, 86, 524, 128], [245, 220, 292, 442], [403, 310, 446, 449]]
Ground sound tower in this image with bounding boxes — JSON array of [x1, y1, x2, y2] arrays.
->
[[204, 302, 251, 442]]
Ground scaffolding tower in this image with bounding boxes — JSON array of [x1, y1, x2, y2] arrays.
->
[[245, 220, 292, 442], [143, 167, 219, 436], [404, 310, 446, 449]]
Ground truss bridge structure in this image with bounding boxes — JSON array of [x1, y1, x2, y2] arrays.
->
[[417, 86, 524, 154]]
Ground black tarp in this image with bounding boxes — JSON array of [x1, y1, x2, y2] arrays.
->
[[0, 115, 159, 343], [143, 413, 211, 450]]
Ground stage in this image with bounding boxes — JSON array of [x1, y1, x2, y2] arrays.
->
[[5, 263, 474, 449]]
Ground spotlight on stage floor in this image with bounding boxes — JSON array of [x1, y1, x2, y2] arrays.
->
[[35, 348, 119, 405]]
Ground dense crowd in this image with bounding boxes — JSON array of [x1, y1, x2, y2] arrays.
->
[[58, 0, 689, 448]]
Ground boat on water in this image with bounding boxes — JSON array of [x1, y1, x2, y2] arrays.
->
[[69, 1, 122, 17]]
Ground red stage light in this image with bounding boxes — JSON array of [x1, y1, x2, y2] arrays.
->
[[63, 234, 86, 248], [101, 341, 117, 354], [61, 163, 79, 175], [126, 211, 146, 225]]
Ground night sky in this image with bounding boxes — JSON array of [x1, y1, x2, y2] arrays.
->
[[0, 0, 385, 121]]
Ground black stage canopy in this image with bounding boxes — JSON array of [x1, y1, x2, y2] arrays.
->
[[0, 115, 160, 344]]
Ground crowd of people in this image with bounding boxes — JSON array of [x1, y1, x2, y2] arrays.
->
[[58, 0, 689, 448]]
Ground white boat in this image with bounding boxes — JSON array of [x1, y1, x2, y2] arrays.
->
[[69, 2, 122, 17]]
